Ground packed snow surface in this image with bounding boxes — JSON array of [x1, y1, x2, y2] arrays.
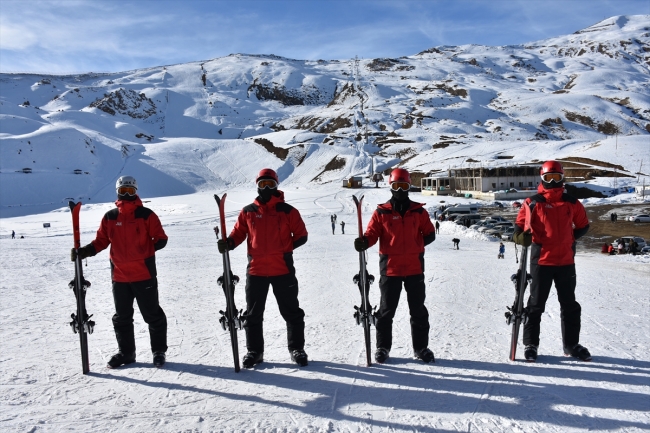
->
[[1, 186, 648, 432]]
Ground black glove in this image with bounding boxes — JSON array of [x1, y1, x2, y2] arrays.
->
[[513, 231, 533, 247], [217, 238, 234, 254], [354, 236, 369, 252], [70, 246, 92, 261]]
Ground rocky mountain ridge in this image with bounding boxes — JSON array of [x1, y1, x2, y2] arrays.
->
[[1, 15, 648, 216]]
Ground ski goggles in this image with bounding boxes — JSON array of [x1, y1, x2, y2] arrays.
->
[[117, 186, 137, 196], [390, 181, 411, 191], [257, 179, 278, 189], [541, 172, 564, 183]]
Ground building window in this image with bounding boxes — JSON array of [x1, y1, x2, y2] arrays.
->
[[510, 182, 514, 187], [519, 182, 523, 187], [500, 183, 504, 186], [528, 182, 533, 187], [492, 183, 496, 188]]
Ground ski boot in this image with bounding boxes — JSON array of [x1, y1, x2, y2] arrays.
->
[[415, 348, 435, 363], [290, 349, 309, 367], [242, 351, 263, 369], [564, 344, 592, 361], [524, 345, 538, 362], [375, 348, 390, 363], [107, 351, 136, 369], [153, 352, 166, 368]]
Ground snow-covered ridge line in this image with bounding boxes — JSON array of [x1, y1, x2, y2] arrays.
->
[[1, 15, 649, 217]]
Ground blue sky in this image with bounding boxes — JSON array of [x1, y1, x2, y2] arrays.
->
[[1, 0, 648, 74]]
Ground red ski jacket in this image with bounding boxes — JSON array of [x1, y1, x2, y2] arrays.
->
[[88, 197, 168, 283], [515, 185, 589, 266], [364, 201, 436, 277], [229, 191, 308, 276]]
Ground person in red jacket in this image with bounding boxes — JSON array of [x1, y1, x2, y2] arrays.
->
[[354, 168, 436, 364], [513, 161, 590, 362], [218, 168, 309, 368], [71, 176, 169, 369]]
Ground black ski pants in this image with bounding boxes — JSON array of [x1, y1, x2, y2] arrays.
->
[[243, 273, 305, 353], [375, 274, 430, 352], [523, 263, 581, 348], [112, 278, 168, 355]]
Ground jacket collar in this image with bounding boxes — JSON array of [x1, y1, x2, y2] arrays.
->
[[116, 196, 143, 213], [254, 190, 285, 207], [378, 200, 424, 213], [537, 184, 564, 203]]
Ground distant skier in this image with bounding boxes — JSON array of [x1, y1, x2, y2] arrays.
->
[[498, 242, 505, 259], [452, 238, 460, 250], [11, 230, 15, 239], [70, 175, 169, 368], [340, 220, 345, 234], [354, 168, 436, 364], [331, 220, 335, 235], [218, 168, 309, 368], [513, 160, 590, 362], [435, 220, 440, 234]]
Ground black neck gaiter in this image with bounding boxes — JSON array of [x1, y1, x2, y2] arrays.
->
[[257, 188, 277, 203], [390, 191, 410, 216]]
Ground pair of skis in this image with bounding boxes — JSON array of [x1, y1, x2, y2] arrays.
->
[[214, 194, 243, 372], [69, 201, 94, 374], [506, 203, 532, 361], [352, 195, 376, 367]]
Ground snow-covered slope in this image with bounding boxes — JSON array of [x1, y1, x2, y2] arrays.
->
[[0, 188, 648, 431], [1, 15, 649, 217]]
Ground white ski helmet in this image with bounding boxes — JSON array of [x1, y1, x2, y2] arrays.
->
[[116, 175, 138, 193]]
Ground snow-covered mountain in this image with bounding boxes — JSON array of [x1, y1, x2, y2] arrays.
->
[[1, 15, 649, 217]]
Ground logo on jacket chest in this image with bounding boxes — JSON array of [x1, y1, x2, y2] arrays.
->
[[255, 214, 263, 218], [116, 222, 122, 226], [393, 216, 400, 220]]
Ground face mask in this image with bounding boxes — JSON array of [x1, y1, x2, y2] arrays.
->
[[257, 187, 276, 203], [391, 189, 409, 202]]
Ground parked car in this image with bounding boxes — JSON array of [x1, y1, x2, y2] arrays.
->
[[454, 214, 482, 226], [477, 224, 496, 233], [469, 220, 493, 230], [612, 236, 647, 251], [512, 202, 522, 208], [628, 214, 650, 223], [484, 222, 515, 237], [641, 245, 650, 255], [501, 227, 515, 241]]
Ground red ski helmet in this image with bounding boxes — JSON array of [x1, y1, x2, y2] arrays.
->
[[540, 160, 564, 176], [388, 168, 411, 184], [255, 168, 279, 184], [540, 160, 565, 189]]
